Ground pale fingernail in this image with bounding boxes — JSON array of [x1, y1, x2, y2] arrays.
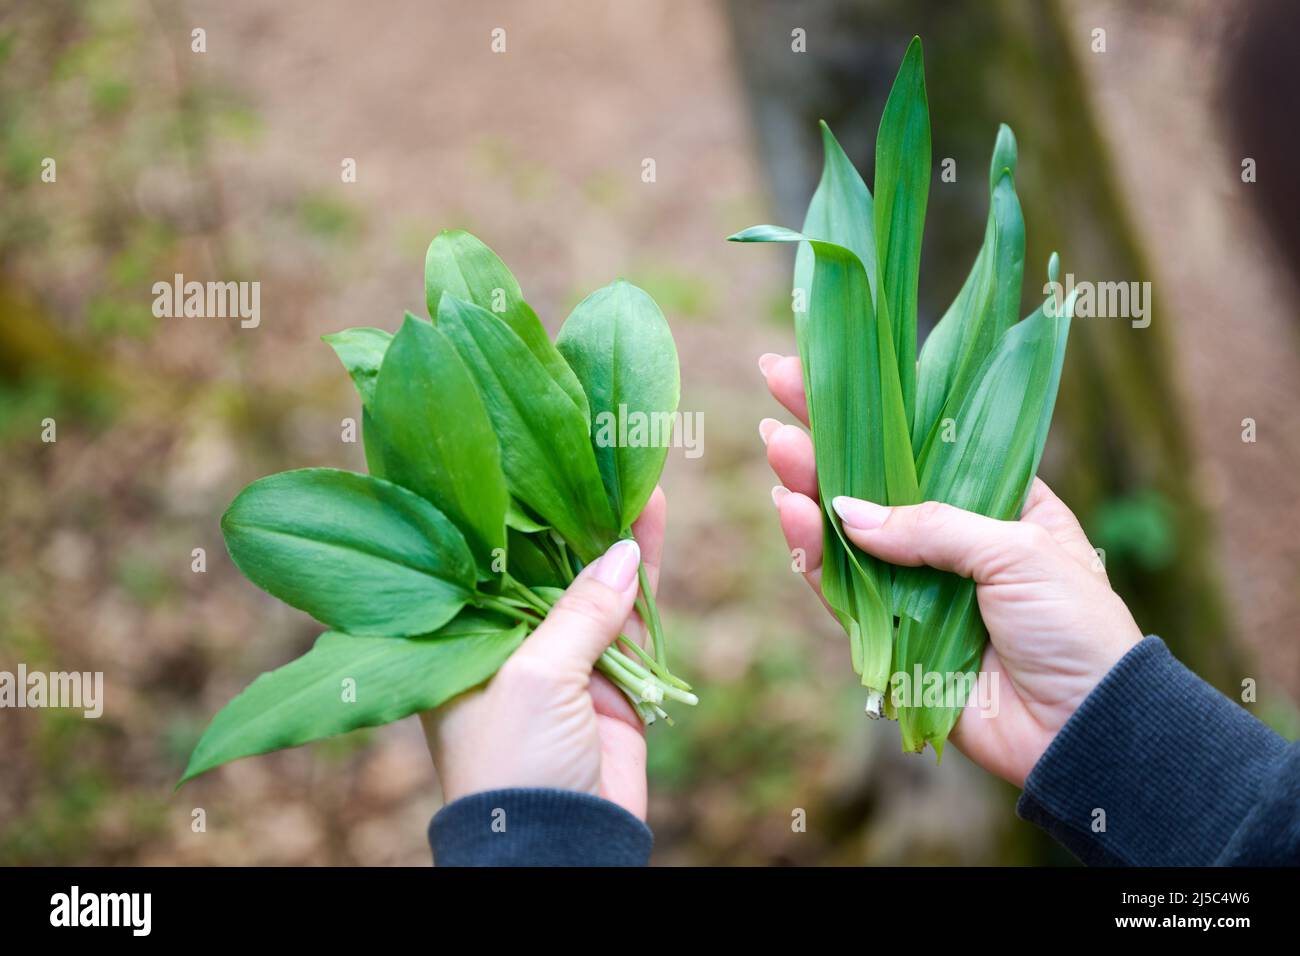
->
[[771, 485, 790, 509], [594, 539, 640, 591], [759, 417, 782, 445], [832, 496, 889, 530], [758, 352, 781, 376]]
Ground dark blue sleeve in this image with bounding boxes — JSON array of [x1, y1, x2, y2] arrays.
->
[[1017, 636, 1299, 866], [429, 788, 653, 866]]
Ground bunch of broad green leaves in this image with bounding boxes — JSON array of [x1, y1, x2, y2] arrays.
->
[[181, 230, 694, 784], [730, 37, 1075, 756]]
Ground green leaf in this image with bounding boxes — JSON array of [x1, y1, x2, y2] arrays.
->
[[221, 468, 477, 637], [506, 499, 549, 533], [556, 279, 680, 530], [913, 125, 1024, 457], [322, 326, 392, 409], [873, 35, 930, 426], [435, 293, 618, 562], [506, 529, 567, 588], [728, 225, 918, 695], [323, 326, 395, 476], [371, 313, 508, 578], [180, 611, 526, 783], [795, 122, 878, 318], [424, 230, 589, 421]]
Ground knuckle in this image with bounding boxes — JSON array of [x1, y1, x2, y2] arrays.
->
[[1013, 521, 1055, 555], [909, 499, 951, 529]]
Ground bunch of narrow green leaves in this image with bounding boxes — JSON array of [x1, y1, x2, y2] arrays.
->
[[181, 230, 693, 784], [731, 38, 1074, 756]]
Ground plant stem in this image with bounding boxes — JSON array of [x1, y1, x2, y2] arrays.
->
[[636, 562, 667, 666], [473, 594, 544, 625]]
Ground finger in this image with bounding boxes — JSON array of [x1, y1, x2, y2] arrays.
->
[[515, 539, 641, 666], [587, 670, 642, 727], [832, 496, 1059, 583], [759, 353, 809, 427], [761, 418, 818, 500], [630, 485, 665, 597], [773, 487, 829, 609], [1020, 477, 1104, 575]]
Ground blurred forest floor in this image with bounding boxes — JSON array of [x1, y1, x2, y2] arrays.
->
[[1, 0, 1296, 866]]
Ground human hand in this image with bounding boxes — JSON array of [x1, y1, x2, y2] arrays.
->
[[758, 353, 1143, 787], [420, 489, 665, 819]]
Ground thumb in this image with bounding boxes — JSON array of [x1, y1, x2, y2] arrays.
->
[[514, 539, 642, 668], [831, 496, 1053, 583]]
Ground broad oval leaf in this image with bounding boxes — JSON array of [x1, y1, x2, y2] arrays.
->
[[180, 611, 526, 783], [425, 230, 589, 421], [434, 293, 618, 563], [221, 468, 477, 637], [556, 279, 680, 530], [371, 313, 508, 578]]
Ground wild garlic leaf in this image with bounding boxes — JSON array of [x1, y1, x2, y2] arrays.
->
[[179, 611, 526, 783], [322, 326, 392, 409], [913, 125, 1024, 457], [505, 499, 549, 533], [221, 468, 477, 637], [556, 280, 680, 530], [424, 230, 589, 421], [435, 293, 618, 562], [873, 35, 930, 426], [795, 121, 878, 328], [322, 326, 395, 477], [894, 575, 981, 755], [505, 528, 567, 587], [371, 313, 508, 578]]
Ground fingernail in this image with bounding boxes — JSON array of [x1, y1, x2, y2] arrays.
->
[[832, 496, 889, 530], [758, 417, 782, 445], [594, 539, 640, 591], [771, 485, 790, 509], [758, 352, 781, 376]]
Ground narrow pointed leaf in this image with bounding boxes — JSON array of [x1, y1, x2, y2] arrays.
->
[[556, 279, 680, 529], [371, 313, 508, 577], [221, 468, 477, 637], [873, 35, 930, 424], [795, 121, 878, 320], [180, 611, 526, 783], [435, 293, 617, 562], [913, 125, 1024, 456], [425, 230, 589, 420]]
